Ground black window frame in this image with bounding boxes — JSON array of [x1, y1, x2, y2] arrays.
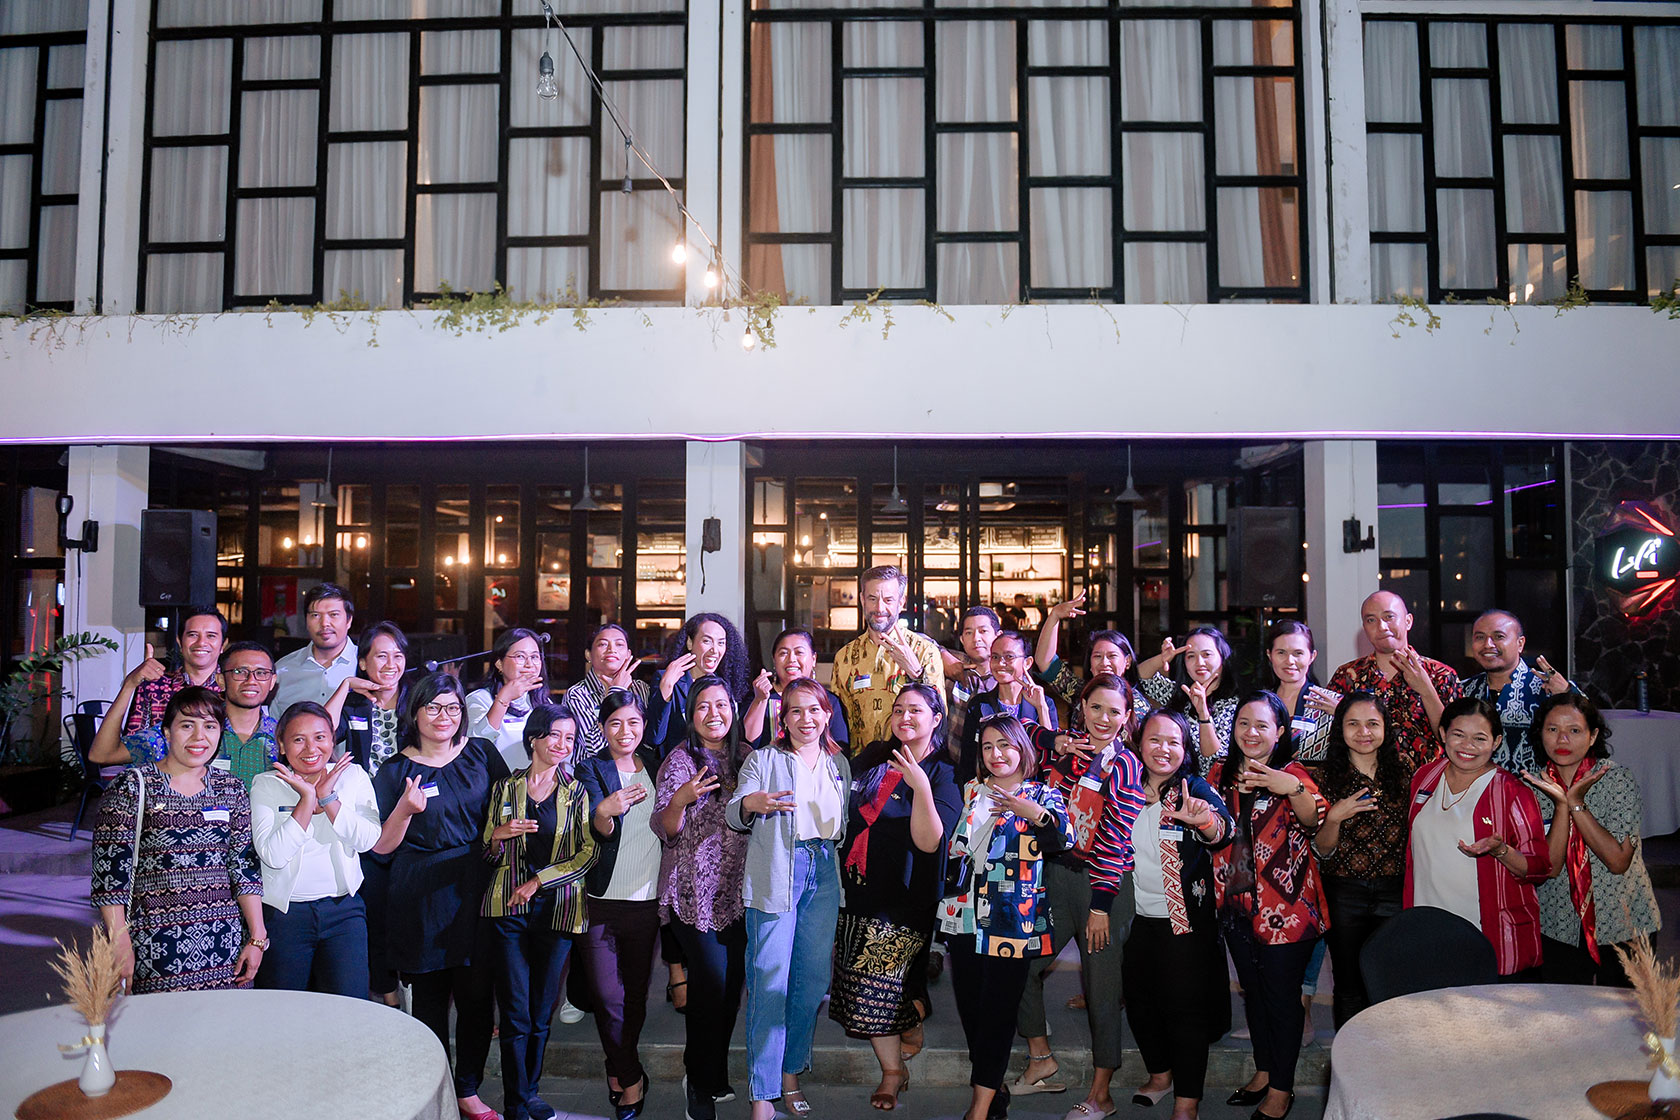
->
[[0, 21, 88, 313]]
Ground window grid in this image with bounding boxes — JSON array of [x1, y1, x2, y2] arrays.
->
[[139, 1, 688, 312], [1366, 16, 1680, 304], [0, 25, 86, 313], [744, 4, 1309, 306]]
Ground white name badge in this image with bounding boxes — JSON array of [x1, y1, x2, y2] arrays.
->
[[202, 808, 231, 823], [349, 717, 370, 730], [1160, 826, 1185, 842], [1414, 791, 1432, 805], [421, 782, 441, 799], [1078, 773, 1104, 792], [1291, 718, 1316, 734], [210, 758, 232, 772], [852, 674, 872, 691]]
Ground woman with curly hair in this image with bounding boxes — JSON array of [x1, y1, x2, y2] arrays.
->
[[648, 612, 750, 755]]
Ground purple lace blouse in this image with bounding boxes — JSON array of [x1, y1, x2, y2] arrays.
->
[[653, 746, 749, 930]]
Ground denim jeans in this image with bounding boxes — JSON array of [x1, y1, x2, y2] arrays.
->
[[488, 896, 574, 1120], [255, 893, 368, 999], [744, 840, 841, 1103]]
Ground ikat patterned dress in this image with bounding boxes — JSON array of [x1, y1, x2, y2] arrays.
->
[[91, 764, 263, 994]]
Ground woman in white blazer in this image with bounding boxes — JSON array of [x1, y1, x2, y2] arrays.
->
[[251, 700, 382, 998]]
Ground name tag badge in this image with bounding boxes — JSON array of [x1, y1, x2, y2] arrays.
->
[[210, 758, 232, 772], [1291, 718, 1315, 734], [349, 717, 370, 731], [1160, 827, 1186, 842], [421, 782, 441, 799], [202, 807, 231, 823], [852, 674, 872, 691], [1414, 791, 1432, 805], [1078, 773, 1104, 792]]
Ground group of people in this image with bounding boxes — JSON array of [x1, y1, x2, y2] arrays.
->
[[87, 568, 1659, 1120]]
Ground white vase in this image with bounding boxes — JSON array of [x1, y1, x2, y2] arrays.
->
[[1654, 1036, 1680, 1102], [77, 1023, 115, 1098]]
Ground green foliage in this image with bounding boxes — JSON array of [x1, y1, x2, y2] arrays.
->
[[839, 288, 896, 339], [1652, 279, 1680, 321], [0, 632, 118, 726], [1548, 278, 1590, 316], [1387, 295, 1441, 338]]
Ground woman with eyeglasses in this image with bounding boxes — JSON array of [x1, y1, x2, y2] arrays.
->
[[482, 704, 597, 1120], [373, 671, 511, 1120], [467, 628, 552, 770], [952, 631, 1056, 785]]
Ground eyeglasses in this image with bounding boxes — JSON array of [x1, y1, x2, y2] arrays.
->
[[993, 652, 1024, 663], [423, 702, 463, 718], [506, 653, 544, 664], [224, 667, 275, 682]]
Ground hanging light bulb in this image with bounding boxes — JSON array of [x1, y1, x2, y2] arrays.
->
[[670, 241, 688, 265], [740, 329, 757, 351], [536, 51, 558, 100], [703, 265, 719, 289]]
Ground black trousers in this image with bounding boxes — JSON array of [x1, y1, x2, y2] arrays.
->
[[670, 917, 748, 1096], [1322, 875, 1403, 1027], [488, 898, 575, 1120], [948, 935, 1032, 1091], [408, 928, 496, 1100], [1123, 917, 1221, 1101], [1224, 922, 1318, 1094], [1542, 933, 1633, 988]]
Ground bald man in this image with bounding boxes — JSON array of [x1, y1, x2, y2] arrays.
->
[[1327, 590, 1463, 767], [1461, 609, 1575, 773]]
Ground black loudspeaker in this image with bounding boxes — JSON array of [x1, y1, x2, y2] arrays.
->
[[140, 509, 218, 608], [1228, 506, 1302, 608]]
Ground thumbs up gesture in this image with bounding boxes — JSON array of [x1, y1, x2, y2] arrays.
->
[[124, 643, 168, 689]]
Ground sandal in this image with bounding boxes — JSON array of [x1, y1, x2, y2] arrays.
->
[[900, 1022, 925, 1061], [1062, 1101, 1117, 1120], [871, 1069, 910, 1110], [784, 1088, 814, 1117], [1012, 1053, 1066, 1095], [666, 979, 688, 1015]]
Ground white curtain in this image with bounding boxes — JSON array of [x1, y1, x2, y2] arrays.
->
[[841, 21, 924, 292], [1028, 21, 1108, 294], [748, 20, 831, 303], [1639, 25, 1679, 295]]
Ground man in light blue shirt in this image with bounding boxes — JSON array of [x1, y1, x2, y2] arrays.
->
[[272, 582, 359, 713]]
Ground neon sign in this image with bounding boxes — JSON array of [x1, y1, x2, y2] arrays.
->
[[1596, 502, 1680, 617]]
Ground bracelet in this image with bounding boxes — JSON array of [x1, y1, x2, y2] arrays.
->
[[1570, 804, 1590, 814], [318, 791, 340, 807], [1197, 718, 1212, 726]]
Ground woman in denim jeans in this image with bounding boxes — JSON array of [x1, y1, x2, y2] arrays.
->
[[726, 677, 852, 1120]]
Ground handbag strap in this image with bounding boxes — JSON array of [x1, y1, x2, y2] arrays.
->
[[125, 768, 147, 914]]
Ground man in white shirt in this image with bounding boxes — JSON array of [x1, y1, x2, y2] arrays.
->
[[272, 583, 360, 713]]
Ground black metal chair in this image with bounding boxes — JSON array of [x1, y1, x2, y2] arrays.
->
[[1359, 905, 1499, 1005], [64, 699, 114, 840]]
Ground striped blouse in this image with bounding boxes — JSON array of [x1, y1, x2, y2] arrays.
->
[[480, 769, 598, 934]]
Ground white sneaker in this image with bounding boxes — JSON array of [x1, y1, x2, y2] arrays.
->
[[557, 999, 586, 1024]]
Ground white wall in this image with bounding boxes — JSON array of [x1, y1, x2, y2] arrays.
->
[[1, 303, 1675, 444]]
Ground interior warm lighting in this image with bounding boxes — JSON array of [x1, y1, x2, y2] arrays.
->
[[302, 534, 313, 546], [550, 562, 561, 571], [282, 536, 294, 549], [497, 553, 508, 564], [494, 515, 503, 523], [671, 242, 688, 265], [356, 535, 368, 549], [443, 555, 454, 566]]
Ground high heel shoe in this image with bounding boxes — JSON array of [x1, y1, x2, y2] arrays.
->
[[1225, 1086, 1267, 1108], [1250, 1091, 1294, 1120], [614, 1073, 650, 1120]]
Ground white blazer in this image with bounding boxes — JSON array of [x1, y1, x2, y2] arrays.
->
[[249, 763, 381, 913]]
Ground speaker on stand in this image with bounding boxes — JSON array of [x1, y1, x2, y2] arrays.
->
[[140, 510, 218, 609], [1227, 507, 1302, 609]]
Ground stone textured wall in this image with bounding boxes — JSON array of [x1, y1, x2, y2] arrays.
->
[[1571, 441, 1680, 711]]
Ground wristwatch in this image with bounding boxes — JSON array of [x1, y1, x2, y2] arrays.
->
[[245, 935, 271, 951], [318, 791, 340, 807], [1292, 780, 1307, 797]]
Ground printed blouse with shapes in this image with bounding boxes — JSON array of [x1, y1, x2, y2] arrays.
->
[[1314, 755, 1416, 880], [1138, 673, 1237, 771], [480, 769, 598, 934], [1530, 761, 1661, 950], [1328, 653, 1463, 769], [249, 762, 381, 910], [938, 778, 1073, 957], [1039, 657, 1152, 731], [1463, 660, 1577, 776], [91, 765, 263, 992], [653, 746, 750, 930], [831, 624, 947, 749], [1206, 759, 1330, 945], [123, 669, 222, 734], [1283, 689, 1334, 765], [1403, 758, 1550, 976], [1037, 732, 1138, 866]]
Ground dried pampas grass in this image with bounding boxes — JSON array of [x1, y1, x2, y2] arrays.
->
[[50, 927, 124, 1027], [1615, 933, 1680, 1040]]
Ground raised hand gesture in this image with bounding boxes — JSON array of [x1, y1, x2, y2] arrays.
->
[[1564, 764, 1608, 809], [1305, 685, 1343, 715], [345, 676, 382, 697], [1325, 787, 1379, 824], [1164, 779, 1215, 831], [890, 745, 932, 796], [660, 652, 696, 700], [600, 781, 648, 818], [879, 626, 922, 678], [271, 761, 320, 809], [1521, 771, 1569, 806], [492, 816, 539, 842], [314, 755, 355, 801], [986, 781, 1049, 827], [743, 789, 796, 816], [752, 669, 774, 702], [607, 656, 643, 692], [1235, 756, 1293, 797], [1535, 655, 1570, 696], [124, 643, 167, 689], [1022, 679, 1050, 721], [677, 765, 721, 808], [1054, 731, 1094, 762], [397, 775, 428, 816], [1048, 592, 1088, 625], [1393, 644, 1433, 694], [1183, 679, 1211, 721], [1160, 636, 1185, 663]]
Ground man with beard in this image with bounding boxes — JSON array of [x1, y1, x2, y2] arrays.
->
[[830, 566, 946, 749]]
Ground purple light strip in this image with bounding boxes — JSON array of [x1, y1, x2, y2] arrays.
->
[[1475, 478, 1557, 505], [3, 431, 1680, 446], [1377, 502, 1428, 510]]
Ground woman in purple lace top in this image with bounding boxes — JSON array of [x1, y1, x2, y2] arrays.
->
[[654, 673, 750, 1120]]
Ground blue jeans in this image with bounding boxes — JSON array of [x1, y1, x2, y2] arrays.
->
[[488, 897, 574, 1120], [744, 840, 841, 1103], [255, 894, 368, 999]]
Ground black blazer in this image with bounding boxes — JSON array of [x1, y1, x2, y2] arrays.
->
[[336, 692, 384, 771], [575, 747, 662, 897]]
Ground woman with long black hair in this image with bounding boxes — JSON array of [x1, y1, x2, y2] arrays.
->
[[1136, 627, 1242, 770], [653, 675, 751, 1120], [1311, 691, 1412, 1026], [830, 682, 962, 1112], [467, 627, 552, 769], [648, 612, 751, 755], [1208, 691, 1328, 1120], [1260, 620, 1340, 765]]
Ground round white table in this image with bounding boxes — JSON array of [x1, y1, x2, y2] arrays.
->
[[0, 989, 458, 1120], [1324, 984, 1650, 1119], [1604, 710, 1680, 837]]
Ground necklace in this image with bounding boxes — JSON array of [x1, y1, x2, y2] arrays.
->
[[1438, 773, 1484, 811]]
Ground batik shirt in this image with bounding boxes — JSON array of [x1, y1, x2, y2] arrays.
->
[[1328, 654, 1462, 769], [831, 623, 946, 748], [1463, 659, 1577, 775], [124, 710, 279, 790]]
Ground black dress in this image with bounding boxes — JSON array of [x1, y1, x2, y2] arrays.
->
[[373, 737, 510, 974]]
